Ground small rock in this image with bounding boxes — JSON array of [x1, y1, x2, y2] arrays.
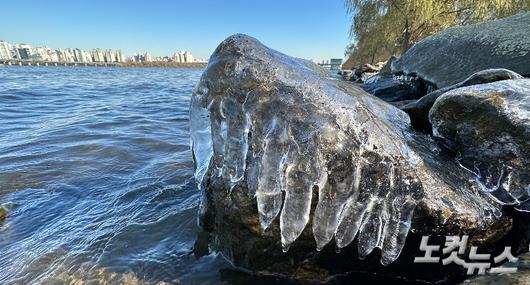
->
[[0, 203, 17, 224], [0, 207, 6, 222]]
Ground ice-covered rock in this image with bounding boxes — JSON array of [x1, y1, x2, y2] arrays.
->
[[430, 79, 530, 209], [402, 68, 523, 132], [190, 34, 511, 281]]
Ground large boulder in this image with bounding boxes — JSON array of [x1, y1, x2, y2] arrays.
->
[[430, 79, 530, 209], [391, 13, 530, 89], [402, 69, 523, 132], [190, 34, 518, 282]]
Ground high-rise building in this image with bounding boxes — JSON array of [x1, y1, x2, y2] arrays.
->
[[104, 49, 116, 63], [173, 51, 185, 63], [0, 41, 13, 60], [57, 49, 66, 62], [16, 44, 33, 60], [184, 51, 194, 63], [131, 53, 145, 62], [73, 48, 83, 62], [71, 48, 91, 63], [92, 48, 105, 62], [116, 50, 125, 63], [62, 49, 75, 62], [172, 50, 200, 63], [34, 47, 50, 61], [82, 50, 92, 63], [48, 49, 59, 62], [144, 52, 152, 62]]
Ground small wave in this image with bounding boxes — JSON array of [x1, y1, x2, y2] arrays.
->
[[0, 67, 230, 284]]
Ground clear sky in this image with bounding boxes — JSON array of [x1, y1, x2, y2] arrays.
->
[[0, 0, 352, 62]]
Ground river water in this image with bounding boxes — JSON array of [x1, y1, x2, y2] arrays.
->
[[0, 66, 232, 284]]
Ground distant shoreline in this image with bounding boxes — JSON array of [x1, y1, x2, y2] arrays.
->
[[120, 61, 207, 68], [0, 60, 207, 68]]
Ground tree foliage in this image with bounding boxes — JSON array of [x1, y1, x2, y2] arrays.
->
[[343, 0, 530, 68]]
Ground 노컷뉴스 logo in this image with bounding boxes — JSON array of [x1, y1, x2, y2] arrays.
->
[[414, 235, 518, 275]]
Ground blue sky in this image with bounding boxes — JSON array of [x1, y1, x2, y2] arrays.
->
[[0, 0, 352, 61]]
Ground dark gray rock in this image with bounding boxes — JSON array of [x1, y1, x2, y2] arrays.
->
[[349, 64, 381, 83], [391, 13, 530, 89], [354, 63, 379, 77], [389, 99, 417, 108], [379, 55, 397, 74], [362, 73, 431, 102], [430, 79, 530, 208], [402, 69, 523, 132], [519, 200, 530, 212], [190, 34, 513, 282], [338, 69, 353, 80]]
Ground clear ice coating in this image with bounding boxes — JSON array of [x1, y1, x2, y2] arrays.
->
[[190, 34, 503, 266]]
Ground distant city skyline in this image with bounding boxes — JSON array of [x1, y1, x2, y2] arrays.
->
[[0, 0, 351, 62], [0, 39, 207, 64], [0, 39, 126, 63]]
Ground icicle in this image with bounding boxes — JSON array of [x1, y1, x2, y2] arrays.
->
[[190, 84, 213, 187], [280, 142, 321, 251], [312, 151, 356, 251], [256, 118, 288, 229]]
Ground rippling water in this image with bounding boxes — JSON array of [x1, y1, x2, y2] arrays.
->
[[0, 66, 232, 284]]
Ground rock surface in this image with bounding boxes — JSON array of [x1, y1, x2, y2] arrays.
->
[[347, 64, 381, 83], [462, 252, 530, 285], [391, 12, 530, 89], [402, 69, 523, 132], [0, 203, 16, 224], [354, 63, 379, 76], [362, 73, 431, 102], [190, 34, 517, 282], [0, 207, 6, 223], [379, 55, 396, 74], [430, 79, 530, 209]]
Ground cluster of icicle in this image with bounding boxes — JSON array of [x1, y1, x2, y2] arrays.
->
[[190, 35, 424, 266]]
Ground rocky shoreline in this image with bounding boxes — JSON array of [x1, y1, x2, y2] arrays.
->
[[189, 12, 530, 284]]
